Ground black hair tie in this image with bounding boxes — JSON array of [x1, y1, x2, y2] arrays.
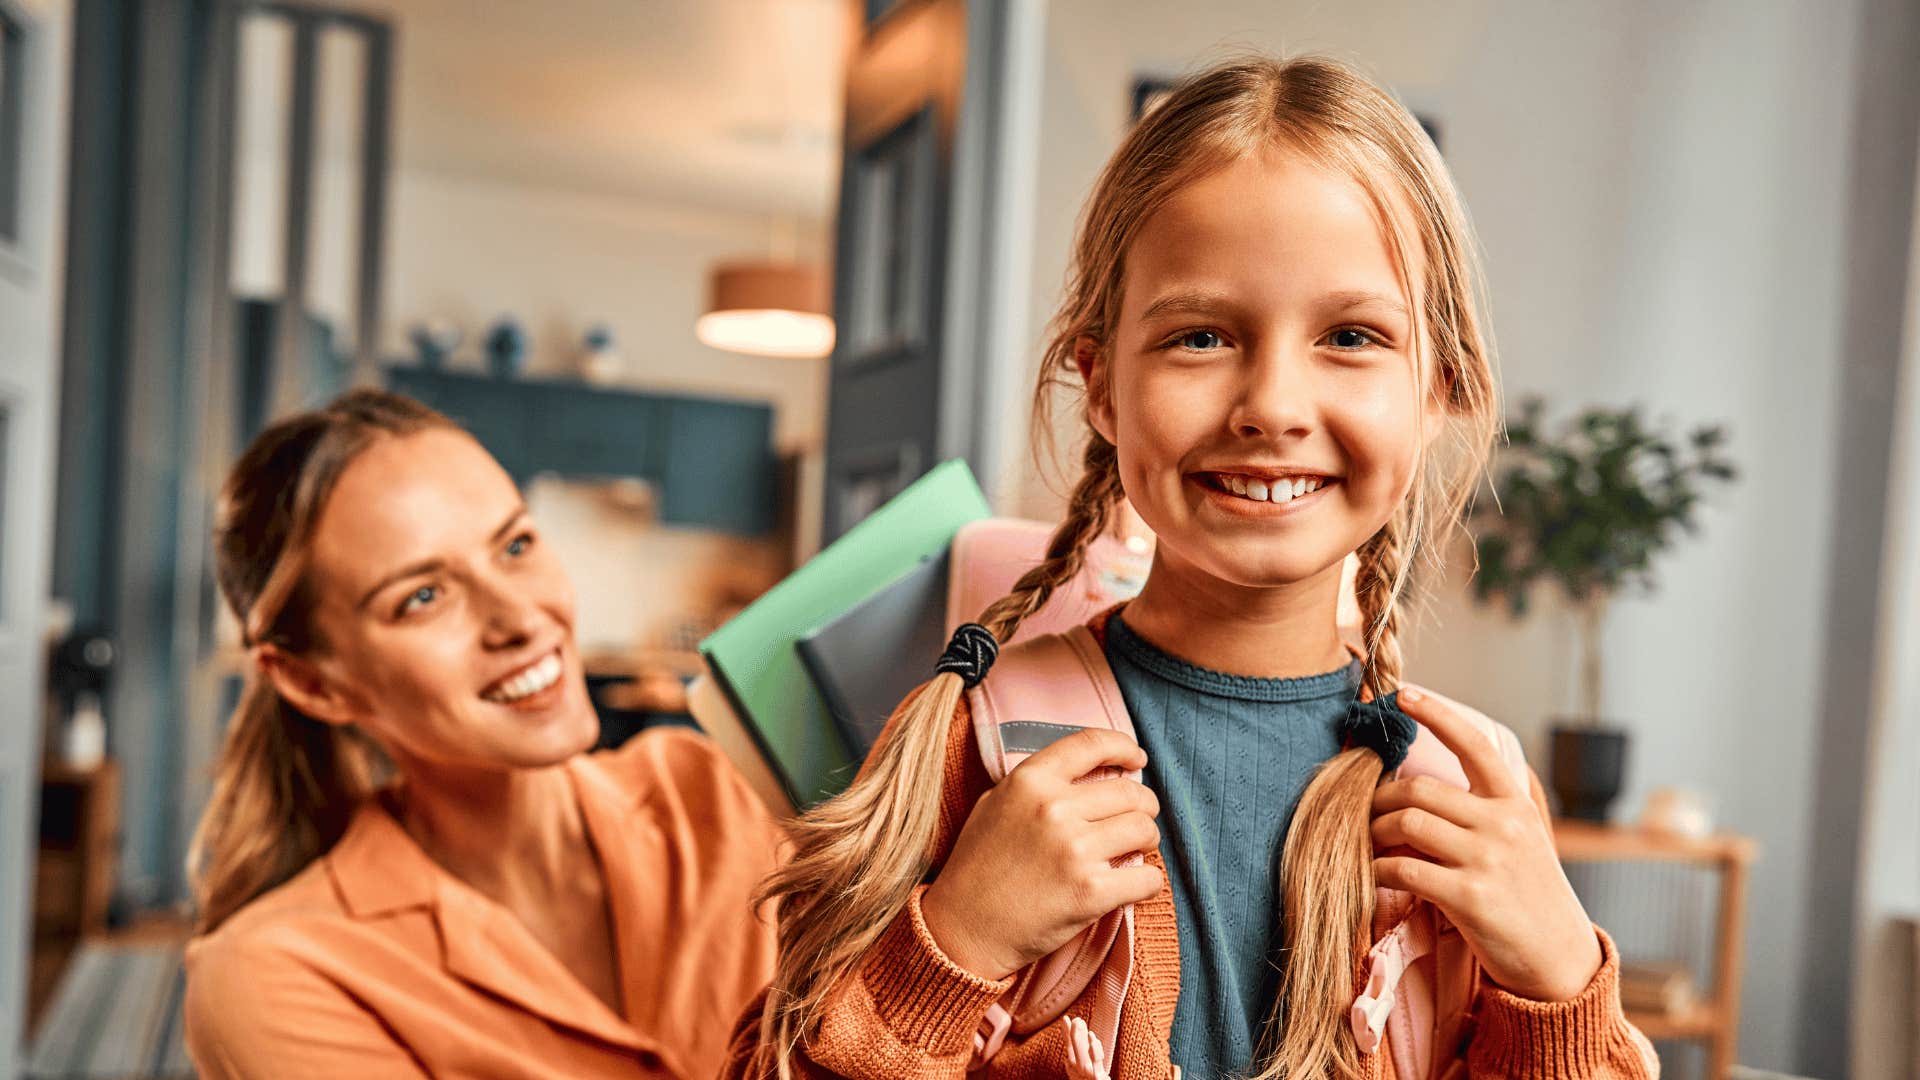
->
[[1340, 691, 1418, 772], [935, 623, 1000, 688]]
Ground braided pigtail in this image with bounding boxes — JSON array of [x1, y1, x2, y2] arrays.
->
[[1251, 518, 1416, 1080], [749, 435, 1124, 1078]]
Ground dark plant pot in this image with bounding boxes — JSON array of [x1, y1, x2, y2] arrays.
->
[[1548, 723, 1629, 822]]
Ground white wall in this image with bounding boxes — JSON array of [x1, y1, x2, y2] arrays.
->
[[378, 169, 831, 453], [522, 474, 790, 658], [1002, 1, 1870, 1071], [1851, 158, 1920, 1080], [233, 162, 832, 454]]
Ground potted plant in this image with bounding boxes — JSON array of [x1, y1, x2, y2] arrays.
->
[[1469, 398, 1738, 821]]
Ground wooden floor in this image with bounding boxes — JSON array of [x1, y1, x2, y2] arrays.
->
[[26, 915, 195, 1080]]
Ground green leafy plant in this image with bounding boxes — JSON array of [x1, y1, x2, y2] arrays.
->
[[1470, 398, 1739, 726]]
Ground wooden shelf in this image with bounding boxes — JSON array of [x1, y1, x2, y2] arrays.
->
[[31, 760, 123, 1035], [1551, 818, 1756, 1079], [1553, 819, 1757, 866], [1625, 1003, 1721, 1040]]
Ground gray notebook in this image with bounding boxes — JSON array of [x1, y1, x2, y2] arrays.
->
[[796, 550, 951, 758]]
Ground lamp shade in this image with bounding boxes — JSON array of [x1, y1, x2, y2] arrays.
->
[[696, 261, 835, 359]]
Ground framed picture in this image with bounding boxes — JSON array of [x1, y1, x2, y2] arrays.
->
[[1131, 75, 1178, 124]]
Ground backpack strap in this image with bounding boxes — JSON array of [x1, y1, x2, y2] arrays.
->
[[966, 625, 1140, 1075], [1359, 710, 1533, 1080], [971, 625, 1137, 779]]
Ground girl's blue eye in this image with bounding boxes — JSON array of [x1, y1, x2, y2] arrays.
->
[[398, 585, 437, 616], [1174, 329, 1225, 351], [1329, 327, 1378, 349]]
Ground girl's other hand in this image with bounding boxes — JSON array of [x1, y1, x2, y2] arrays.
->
[[1368, 686, 1604, 1002], [921, 728, 1165, 981]]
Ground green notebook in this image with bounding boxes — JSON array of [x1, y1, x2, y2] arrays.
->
[[700, 460, 992, 807]]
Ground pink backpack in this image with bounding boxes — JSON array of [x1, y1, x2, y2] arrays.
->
[[948, 519, 1531, 1080]]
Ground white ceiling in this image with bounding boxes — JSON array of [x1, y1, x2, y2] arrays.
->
[[336, 0, 852, 219]]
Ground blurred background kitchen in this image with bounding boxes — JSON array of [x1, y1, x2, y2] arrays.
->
[[1, 0, 1916, 1078]]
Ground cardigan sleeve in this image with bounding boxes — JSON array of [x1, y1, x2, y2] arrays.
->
[[1468, 926, 1661, 1079], [723, 683, 1000, 1078], [725, 886, 1017, 1079], [723, 683, 1112, 1079], [1463, 768, 1660, 1080]]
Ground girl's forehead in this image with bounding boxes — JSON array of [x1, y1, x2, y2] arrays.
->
[[1124, 145, 1425, 311]]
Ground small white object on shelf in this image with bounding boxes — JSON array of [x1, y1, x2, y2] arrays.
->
[[60, 690, 107, 771], [1639, 786, 1713, 839]]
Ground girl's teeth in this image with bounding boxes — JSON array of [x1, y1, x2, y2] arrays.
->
[[1219, 474, 1326, 504]]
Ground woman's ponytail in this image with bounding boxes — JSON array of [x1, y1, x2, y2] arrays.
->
[[189, 681, 378, 932]]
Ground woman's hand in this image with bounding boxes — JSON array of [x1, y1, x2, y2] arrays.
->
[[1369, 686, 1603, 1002], [921, 728, 1165, 981]]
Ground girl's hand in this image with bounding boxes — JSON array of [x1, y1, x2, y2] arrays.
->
[[921, 728, 1165, 981], [1369, 686, 1604, 1002]]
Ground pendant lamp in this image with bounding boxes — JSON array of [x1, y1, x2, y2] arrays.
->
[[695, 261, 835, 359]]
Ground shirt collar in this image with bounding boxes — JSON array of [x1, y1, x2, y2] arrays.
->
[[321, 767, 681, 1068], [325, 797, 440, 919]]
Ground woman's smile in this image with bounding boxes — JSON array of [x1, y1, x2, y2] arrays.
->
[[480, 646, 568, 710]]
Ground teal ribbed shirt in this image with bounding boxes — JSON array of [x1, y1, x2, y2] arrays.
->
[[1102, 613, 1361, 1080]]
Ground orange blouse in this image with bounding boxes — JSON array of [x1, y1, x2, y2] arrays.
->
[[185, 726, 783, 1080]]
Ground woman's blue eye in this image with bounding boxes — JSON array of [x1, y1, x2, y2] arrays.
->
[[1330, 327, 1377, 349], [1175, 329, 1225, 351], [398, 585, 437, 615], [506, 532, 533, 557]]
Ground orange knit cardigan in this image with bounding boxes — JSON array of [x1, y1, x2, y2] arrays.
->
[[725, 616, 1657, 1080]]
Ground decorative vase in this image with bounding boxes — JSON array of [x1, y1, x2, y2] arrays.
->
[[1548, 723, 1630, 822], [579, 322, 620, 382], [484, 317, 528, 378], [410, 320, 461, 370]]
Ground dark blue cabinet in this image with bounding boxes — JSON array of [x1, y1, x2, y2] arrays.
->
[[526, 382, 667, 481], [384, 367, 775, 536], [388, 367, 535, 480], [662, 398, 778, 535]]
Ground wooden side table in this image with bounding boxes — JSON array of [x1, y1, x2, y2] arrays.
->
[[1553, 819, 1757, 1080], [29, 760, 121, 1034]]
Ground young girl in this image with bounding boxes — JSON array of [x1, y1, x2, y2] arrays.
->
[[729, 55, 1655, 1079]]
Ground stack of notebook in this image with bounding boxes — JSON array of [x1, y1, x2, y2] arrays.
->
[[693, 460, 1156, 813], [695, 460, 992, 810]]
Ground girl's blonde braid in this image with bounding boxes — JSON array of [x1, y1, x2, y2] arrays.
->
[[750, 434, 1125, 1077], [1353, 519, 1414, 699], [980, 435, 1126, 641]]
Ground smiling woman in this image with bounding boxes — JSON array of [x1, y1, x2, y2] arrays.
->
[[181, 389, 782, 1080]]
